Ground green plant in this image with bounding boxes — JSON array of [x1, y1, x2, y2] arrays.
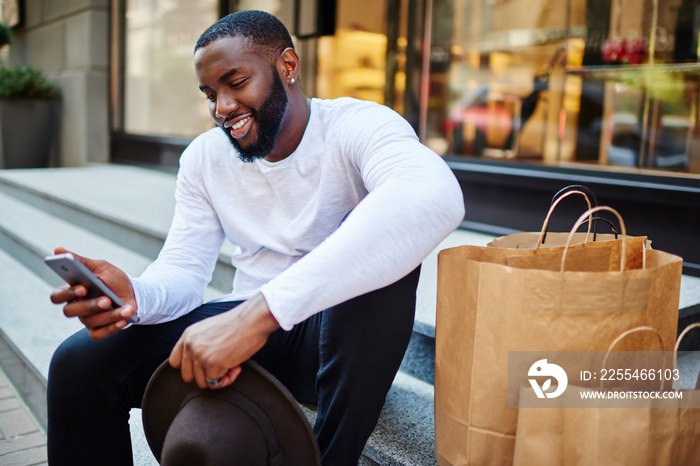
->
[[615, 68, 685, 104], [0, 65, 60, 100], [0, 23, 11, 48]]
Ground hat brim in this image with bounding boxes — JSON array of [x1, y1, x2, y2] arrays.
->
[[142, 359, 320, 465]]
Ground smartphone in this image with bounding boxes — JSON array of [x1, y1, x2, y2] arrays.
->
[[45, 253, 139, 324]]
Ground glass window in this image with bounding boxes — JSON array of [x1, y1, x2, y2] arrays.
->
[[315, 0, 410, 114], [426, 0, 700, 176], [123, 0, 218, 138]]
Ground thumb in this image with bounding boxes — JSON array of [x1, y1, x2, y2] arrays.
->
[[169, 339, 184, 368]]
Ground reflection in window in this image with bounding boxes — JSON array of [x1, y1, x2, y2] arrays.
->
[[124, 0, 217, 138], [318, 29, 388, 104], [316, 0, 409, 113], [426, 0, 583, 160], [426, 0, 700, 175]]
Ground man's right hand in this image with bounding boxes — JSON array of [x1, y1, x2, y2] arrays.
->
[[49, 247, 138, 340]]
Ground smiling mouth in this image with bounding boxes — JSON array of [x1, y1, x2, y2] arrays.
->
[[225, 115, 252, 139], [230, 116, 250, 130]]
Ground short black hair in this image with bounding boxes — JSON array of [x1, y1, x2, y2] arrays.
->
[[195, 10, 294, 62]]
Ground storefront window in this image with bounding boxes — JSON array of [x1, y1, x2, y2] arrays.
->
[[123, 0, 218, 138], [315, 0, 410, 114], [426, 0, 700, 176]]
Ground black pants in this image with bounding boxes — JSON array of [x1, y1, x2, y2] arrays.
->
[[47, 267, 420, 466]]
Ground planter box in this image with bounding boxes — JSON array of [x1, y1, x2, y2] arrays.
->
[[0, 100, 58, 169]]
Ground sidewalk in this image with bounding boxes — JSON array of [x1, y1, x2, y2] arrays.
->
[[0, 366, 46, 465]]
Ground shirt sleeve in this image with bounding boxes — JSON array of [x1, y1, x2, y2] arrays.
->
[[129, 140, 226, 324], [259, 104, 465, 330]]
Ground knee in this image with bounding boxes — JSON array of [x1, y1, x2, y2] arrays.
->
[[48, 329, 99, 390]]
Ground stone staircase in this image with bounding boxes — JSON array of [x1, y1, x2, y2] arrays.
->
[[0, 164, 699, 465]]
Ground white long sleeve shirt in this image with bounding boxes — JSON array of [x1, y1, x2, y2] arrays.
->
[[130, 97, 465, 330]]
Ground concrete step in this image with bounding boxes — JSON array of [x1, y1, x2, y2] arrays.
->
[[0, 166, 174, 260], [0, 166, 236, 292], [0, 181, 228, 297], [0, 189, 152, 286], [299, 370, 437, 466]]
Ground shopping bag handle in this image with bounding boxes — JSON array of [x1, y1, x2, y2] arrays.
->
[[551, 184, 598, 207], [580, 216, 619, 239], [536, 190, 593, 251], [673, 323, 700, 391], [543, 185, 599, 243], [602, 326, 665, 391], [561, 206, 628, 273]]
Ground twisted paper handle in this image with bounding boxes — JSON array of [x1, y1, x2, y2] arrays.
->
[[601, 326, 665, 391], [560, 206, 628, 273], [535, 189, 593, 251]]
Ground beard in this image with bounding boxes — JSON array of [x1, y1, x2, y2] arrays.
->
[[221, 69, 289, 163]]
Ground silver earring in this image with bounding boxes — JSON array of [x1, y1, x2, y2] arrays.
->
[[290, 78, 296, 84]]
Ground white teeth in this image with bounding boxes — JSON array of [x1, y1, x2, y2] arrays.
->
[[231, 117, 250, 130]]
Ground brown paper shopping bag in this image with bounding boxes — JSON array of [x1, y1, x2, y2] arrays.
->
[[513, 325, 700, 466], [434, 207, 683, 466], [513, 326, 665, 466], [488, 189, 650, 272]]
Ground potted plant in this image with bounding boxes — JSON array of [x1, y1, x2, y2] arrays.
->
[[0, 23, 11, 48], [0, 23, 61, 169]]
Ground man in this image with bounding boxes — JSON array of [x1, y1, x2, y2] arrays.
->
[[48, 10, 464, 466]]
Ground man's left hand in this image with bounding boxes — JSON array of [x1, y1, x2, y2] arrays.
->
[[169, 293, 280, 389]]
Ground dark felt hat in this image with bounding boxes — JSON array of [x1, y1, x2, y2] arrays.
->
[[142, 360, 321, 466]]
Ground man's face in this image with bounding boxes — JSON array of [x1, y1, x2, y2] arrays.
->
[[194, 36, 288, 162]]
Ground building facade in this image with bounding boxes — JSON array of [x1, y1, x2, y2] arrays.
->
[[4, 0, 700, 273]]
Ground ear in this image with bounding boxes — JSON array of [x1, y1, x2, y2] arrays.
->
[[278, 47, 300, 85]]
